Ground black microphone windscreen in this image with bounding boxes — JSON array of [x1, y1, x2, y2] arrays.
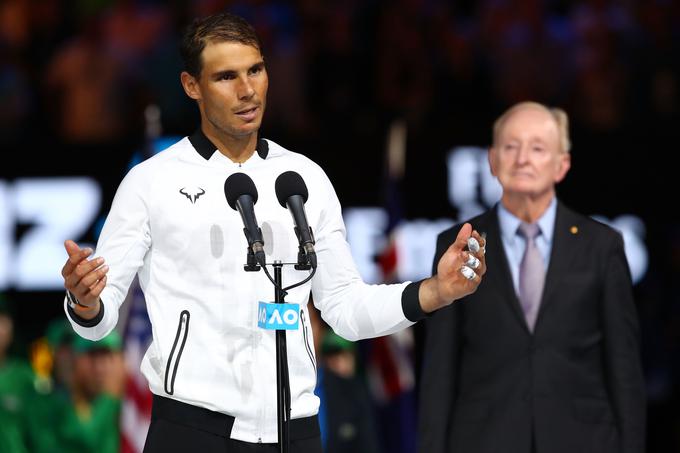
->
[[275, 171, 308, 207], [224, 173, 258, 210]]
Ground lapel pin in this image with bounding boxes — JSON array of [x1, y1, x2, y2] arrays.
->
[[570, 226, 578, 234]]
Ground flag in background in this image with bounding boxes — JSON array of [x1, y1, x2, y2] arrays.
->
[[364, 119, 418, 453], [120, 279, 153, 453], [376, 119, 407, 283]]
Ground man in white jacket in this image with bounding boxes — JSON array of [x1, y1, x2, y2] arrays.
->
[[60, 12, 486, 453]]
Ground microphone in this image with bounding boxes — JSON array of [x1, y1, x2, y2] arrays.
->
[[224, 173, 266, 267], [275, 171, 316, 269]]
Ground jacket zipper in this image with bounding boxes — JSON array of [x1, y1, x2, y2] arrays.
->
[[300, 309, 317, 373], [164, 310, 190, 395]]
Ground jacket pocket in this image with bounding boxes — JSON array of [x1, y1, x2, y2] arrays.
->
[[164, 310, 190, 395], [299, 309, 317, 373]]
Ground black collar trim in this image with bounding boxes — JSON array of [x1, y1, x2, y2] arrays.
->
[[256, 138, 269, 159], [188, 129, 217, 160], [188, 129, 269, 161]]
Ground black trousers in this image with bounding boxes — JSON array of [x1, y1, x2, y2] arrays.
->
[[143, 395, 322, 453]]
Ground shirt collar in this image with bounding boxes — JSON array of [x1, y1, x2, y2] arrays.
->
[[188, 129, 269, 161], [497, 197, 557, 244]]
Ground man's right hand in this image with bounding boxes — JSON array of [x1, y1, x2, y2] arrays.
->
[[61, 240, 108, 320]]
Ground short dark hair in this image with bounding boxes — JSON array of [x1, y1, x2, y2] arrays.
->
[[180, 12, 263, 77]]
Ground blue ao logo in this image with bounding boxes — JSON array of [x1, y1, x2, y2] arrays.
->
[[257, 302, 300, 330]]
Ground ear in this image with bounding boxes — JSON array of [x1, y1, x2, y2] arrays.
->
[[180, 71, 201, 101], [554, 152, 571, 183], [488, 147, 498, 177]]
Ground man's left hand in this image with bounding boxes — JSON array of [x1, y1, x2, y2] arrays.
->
[[418, 223, 486, 313]]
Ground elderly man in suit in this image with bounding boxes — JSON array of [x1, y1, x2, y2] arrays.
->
[[418, 101, 645, 453]]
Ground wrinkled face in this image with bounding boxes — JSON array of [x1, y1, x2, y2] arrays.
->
[[489, 107, 570, 198], [182, 41, 268, 140]]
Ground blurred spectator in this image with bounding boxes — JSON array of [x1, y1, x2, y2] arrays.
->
[[0, 50, 32, 146], [0, 294, 34, 453], [43, 12, 144, 144], [98, 0, 179, 135], [480, 0, 567, 106], [100, 0, 170, 70], [25, 330, 126, 453], [0, 0, 31, 51], [44, 318, 77, 392], [374, 0, 434, 123], [310, 303, 381, 453], [568, 3, 630, 131], [302, 1, 384, 207]]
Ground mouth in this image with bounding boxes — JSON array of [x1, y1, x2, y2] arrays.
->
[[234, 106, 259, 122]]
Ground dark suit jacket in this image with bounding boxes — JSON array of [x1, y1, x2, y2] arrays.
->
[[418, 202, 645, 453]]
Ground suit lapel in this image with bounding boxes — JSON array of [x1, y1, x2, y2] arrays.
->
[[481, 207, 530, 332], [533, 202, 581, 331]]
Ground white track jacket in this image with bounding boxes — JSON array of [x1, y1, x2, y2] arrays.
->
[[65, 132, 423, 443]]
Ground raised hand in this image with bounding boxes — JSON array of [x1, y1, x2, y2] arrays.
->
[[419, 223, 486, 313], [61, 240, 108, 318]]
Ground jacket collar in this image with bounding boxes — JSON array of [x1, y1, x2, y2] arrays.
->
[[188, 129, 269, 161]]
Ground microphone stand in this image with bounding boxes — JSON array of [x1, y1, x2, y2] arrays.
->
[[273, 260, 290, 453], [244, 243, 315, 453]]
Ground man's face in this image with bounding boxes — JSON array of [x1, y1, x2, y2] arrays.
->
[[489, 107, 570, 198], [73, 353, 99, 399], [183, 41, 268, 140]]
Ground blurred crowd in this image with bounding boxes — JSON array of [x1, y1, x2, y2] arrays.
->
[[1, 0, 680, 452], [0, 0, 678, 225], [2, 0, 678, 209], [0, 293, 126, 452]]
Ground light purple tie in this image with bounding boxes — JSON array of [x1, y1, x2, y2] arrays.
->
[[517, 223, 545, 332]]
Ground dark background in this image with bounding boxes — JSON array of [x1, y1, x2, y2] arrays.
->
[[1, 0, 679, 451]]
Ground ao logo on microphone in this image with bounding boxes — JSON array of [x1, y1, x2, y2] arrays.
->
[[257, 302, 300, 330]]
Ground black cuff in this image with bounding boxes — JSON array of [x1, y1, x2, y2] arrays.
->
[[67, 299, 105, 328], [401, 280, 429, 322]]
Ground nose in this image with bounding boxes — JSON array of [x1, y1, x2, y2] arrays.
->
[[516, 144, 530, 165], [237, 76, 255, 100]]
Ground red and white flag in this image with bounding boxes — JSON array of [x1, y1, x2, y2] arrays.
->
[[120, 281, 153, 453]]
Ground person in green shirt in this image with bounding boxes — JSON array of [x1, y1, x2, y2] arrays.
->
[[26, 329, 126, 453], [0, 294, 35, 453]]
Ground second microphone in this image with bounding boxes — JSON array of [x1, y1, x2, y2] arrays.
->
[[275, 171, 316, 269]]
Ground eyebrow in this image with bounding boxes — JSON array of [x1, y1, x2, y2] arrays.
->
[[503, 136, 548, 143], [210, 61, 265, 80]]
